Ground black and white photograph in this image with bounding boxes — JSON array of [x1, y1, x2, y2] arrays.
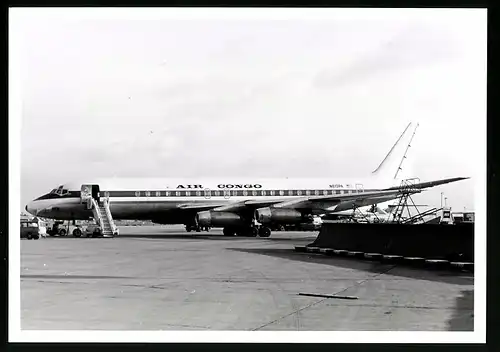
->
[[9, 7, 486, 343]]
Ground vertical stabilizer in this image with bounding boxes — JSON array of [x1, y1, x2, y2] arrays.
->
[[370, 122, 419, 187]]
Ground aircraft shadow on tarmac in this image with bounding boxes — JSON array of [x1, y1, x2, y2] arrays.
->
[[227, 247, 475, 285], [21, 274, 136, 280], [118, 233, 316, 242]]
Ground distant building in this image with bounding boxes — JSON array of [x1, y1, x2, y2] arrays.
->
[[451, 211, 475, 224], [439, 207, 474, 224]]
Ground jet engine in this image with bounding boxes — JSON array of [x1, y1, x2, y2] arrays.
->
[[254, 207, 303, 224], [196, 211, 243, 227]]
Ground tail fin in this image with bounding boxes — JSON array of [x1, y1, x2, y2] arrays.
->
[[370, 122, 419, 187]]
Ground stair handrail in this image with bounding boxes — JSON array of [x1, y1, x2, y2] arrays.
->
[[102, 198, 118, 234], [90, 198, 105, 231]]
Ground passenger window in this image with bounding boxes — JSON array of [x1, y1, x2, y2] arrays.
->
[[243, 190, 248, 196], [176, 191, 180, 197], [279, 190, 284, 196], [252, 190, 257, 196], [135, 191, 141, 197], [323, 190, 327, 195], [306, 190, 311, 196], [261, 190, 266, 196], [196, 191, 201, 196], [288, 190, 293, 196], [165, 191, 170, 196], [270, 190, 274, 196], [185, 191, 190, 196], [145, 191, 151, 197], [156, 191, 161, 197]]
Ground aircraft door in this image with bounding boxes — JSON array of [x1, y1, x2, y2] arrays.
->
[[92, 185, 100, 202], [81, 185, 92, 209], [81, 184, 100, 209]]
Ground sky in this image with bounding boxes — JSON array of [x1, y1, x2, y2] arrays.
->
[[13, 8, 486, 212]]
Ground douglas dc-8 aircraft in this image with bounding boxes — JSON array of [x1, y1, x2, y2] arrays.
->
[[26, 122, 468, 237]]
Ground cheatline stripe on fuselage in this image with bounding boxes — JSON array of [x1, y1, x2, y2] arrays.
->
[[35, 188, 382, 201]]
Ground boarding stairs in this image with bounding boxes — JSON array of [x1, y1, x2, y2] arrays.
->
[[90, 198, 118, 237]]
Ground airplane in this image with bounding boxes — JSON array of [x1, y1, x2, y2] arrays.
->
[[25, 122, 469, 237]]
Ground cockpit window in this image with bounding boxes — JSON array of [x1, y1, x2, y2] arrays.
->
[[50, 189, 57, 194], [52, 185, 67, 196]]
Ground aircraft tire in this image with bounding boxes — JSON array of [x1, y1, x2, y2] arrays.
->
[[59, 229, 67, 236], [73, 229, 82, 237], [27, 234, 32, 240], [258, 227, 271, 238]]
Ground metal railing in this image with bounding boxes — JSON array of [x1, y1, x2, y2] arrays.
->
[[102, 198, 118, 234], [90, 198, 105, 230]]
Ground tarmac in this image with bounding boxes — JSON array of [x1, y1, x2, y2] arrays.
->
[[20, 225, 474, 331]]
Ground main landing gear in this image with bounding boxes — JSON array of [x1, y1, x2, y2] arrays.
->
[[223, 226, 271, 238], [258, 226, 271, 238]]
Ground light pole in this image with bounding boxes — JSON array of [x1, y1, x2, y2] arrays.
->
[[444, 197, 448, 207], [440, 192, 444, 208]]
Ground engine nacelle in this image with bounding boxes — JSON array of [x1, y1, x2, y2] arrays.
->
[[255, 207, 303, 224], [196, 211, 243, 227]]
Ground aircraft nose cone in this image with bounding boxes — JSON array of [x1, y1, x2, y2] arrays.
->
[[26, 202, 37, 216]]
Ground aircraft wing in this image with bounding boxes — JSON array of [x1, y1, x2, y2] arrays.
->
[[300, 177, 469, 211], [384, 177, 469, 190], [175, 190, 409, 215], [177, 176, 469, 214]]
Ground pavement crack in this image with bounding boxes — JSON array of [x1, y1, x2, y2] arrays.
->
[[251, 265, 397, 331]]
